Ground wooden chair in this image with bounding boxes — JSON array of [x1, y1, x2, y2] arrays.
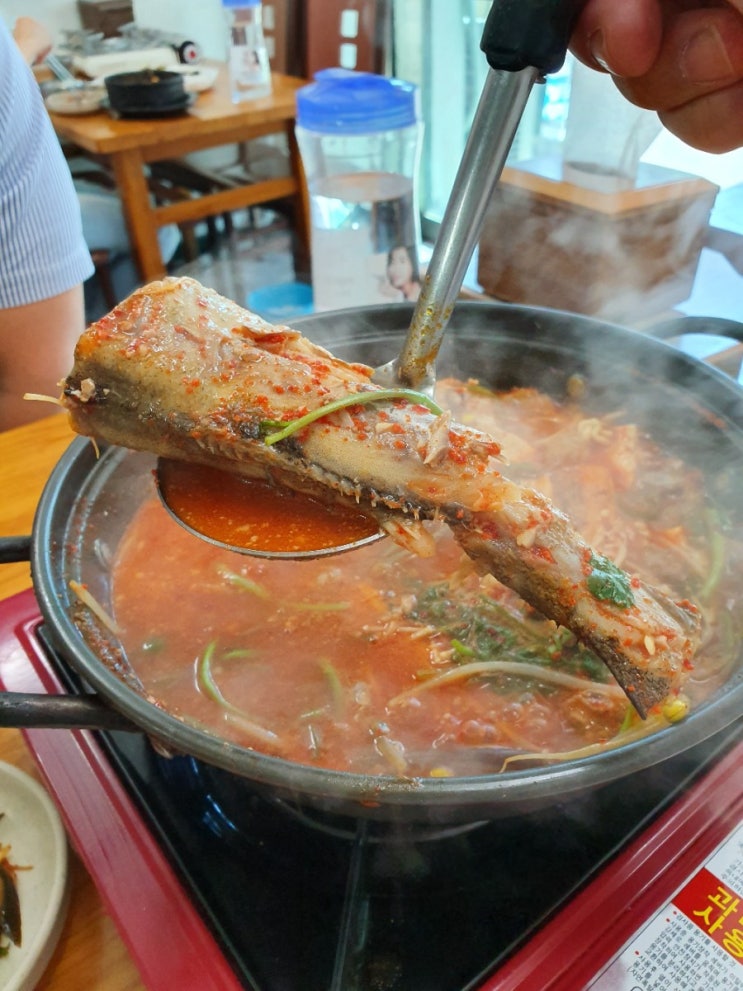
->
[[89, 248, 118, 309], [148, 161, 236, 260]]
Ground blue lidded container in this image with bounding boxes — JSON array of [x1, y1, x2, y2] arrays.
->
[[295, 69, 423, 312], [296, 68, 419, 135]]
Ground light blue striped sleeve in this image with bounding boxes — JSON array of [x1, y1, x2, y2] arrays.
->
[[0, 20, 94, 309]]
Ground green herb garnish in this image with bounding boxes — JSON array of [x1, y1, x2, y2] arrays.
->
[[407, 580, 612, 683], [260, 388, 443, 446], [586, 554, 635, 609]]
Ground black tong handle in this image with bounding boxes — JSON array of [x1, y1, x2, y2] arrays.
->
[[0, 536, 32, 564], [481, 0, 590, 75]]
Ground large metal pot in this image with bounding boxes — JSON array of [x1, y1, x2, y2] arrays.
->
[[2, 301, 742, 825]]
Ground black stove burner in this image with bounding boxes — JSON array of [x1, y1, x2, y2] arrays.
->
[[95, 723, 742, 991]]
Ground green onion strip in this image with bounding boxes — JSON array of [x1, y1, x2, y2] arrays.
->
[[498, 713, 669, 771], [389, 659, 627, 706], [319, 659, 345, 720], [196, 640, 280, 747], [261, 388, 443, 446], [699, 508, 726, 603], [217, 567, 271, 599]]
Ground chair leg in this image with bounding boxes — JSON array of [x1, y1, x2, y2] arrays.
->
[[90, 248, 117, 309], [176, 224, 200, 262]]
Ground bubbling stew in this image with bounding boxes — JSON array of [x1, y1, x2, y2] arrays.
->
[[109, 379, 740, 778]]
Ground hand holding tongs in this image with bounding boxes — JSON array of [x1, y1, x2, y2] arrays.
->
[[376, 0, 591, 393]]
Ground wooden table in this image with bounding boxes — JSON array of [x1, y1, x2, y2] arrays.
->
[[0, 412, 146, 990], [48, 66, 311, 283]]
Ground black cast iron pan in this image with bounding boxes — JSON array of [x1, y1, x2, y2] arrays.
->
[[1, 302, 742, 825]]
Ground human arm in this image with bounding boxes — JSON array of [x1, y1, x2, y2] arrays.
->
[[0, 19, 93, 431], [11, 16, 52, 67], [569, 0, 743, 152], [0, 288, 86, 429]]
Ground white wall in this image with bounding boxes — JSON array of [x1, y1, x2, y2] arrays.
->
[[132, 0, 226, 60], [643, 129, 743, 190]]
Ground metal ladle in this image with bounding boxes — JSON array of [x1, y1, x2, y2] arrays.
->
[[158, 0, 590, 558], [375, 0, 591, 391]]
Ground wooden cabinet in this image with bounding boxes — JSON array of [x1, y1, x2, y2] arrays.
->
[[77, 0, 134, 37]]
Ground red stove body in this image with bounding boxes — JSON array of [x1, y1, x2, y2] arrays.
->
[[1, 587, 741, 991]]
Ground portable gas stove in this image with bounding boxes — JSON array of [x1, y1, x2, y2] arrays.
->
[[0, 587, 741, 991]]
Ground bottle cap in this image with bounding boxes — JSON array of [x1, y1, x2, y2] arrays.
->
[[296, 69, 419, 134]]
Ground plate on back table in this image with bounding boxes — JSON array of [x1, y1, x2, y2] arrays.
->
[[172, 65, 219, 93], [44, 86, 106, 116]]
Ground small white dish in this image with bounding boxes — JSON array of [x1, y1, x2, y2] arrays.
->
[[170, 65, 219, 93], [0, 762, 68, 991], [44, 86, 106, 116]]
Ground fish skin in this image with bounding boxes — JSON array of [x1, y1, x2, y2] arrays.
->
[[62, 277, 701, 717]]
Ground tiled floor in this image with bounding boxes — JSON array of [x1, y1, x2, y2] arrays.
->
[[83, 210, 298, 325], [172, 220, 298, 313]]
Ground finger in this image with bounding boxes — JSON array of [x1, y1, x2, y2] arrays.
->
[[613, 7, 743, 110], [570, 0, 664, 77], [658, 79, 743, 150]]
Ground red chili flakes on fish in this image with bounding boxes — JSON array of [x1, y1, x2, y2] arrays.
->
[[258, 331, 290, 347], [531, 545, 555, 564], [447, 433, 468, 464]]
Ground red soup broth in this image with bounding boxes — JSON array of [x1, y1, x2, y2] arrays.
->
[[157, 459, 381, 553], [109, 383, 730, 778]]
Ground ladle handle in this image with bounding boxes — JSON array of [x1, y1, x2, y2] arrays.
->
[[0, 691, 139, 732], [393, 67, 537, 389], [0, 536, 32, 564], [481, 0, 590, 74], [393, 0, 590, 390]]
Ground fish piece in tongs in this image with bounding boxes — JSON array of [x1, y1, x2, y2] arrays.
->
[[61, 277, 701, 718]]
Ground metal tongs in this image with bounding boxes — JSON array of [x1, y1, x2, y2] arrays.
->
[[376, 0, 590, 393]]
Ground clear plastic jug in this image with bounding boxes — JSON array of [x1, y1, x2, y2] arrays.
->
[[221, 0, 272, 102], [295, 69, 422, 312]]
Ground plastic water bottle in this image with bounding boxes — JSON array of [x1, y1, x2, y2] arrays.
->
[[295, 69, 422, 312], [222, 0, 272, 102]]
